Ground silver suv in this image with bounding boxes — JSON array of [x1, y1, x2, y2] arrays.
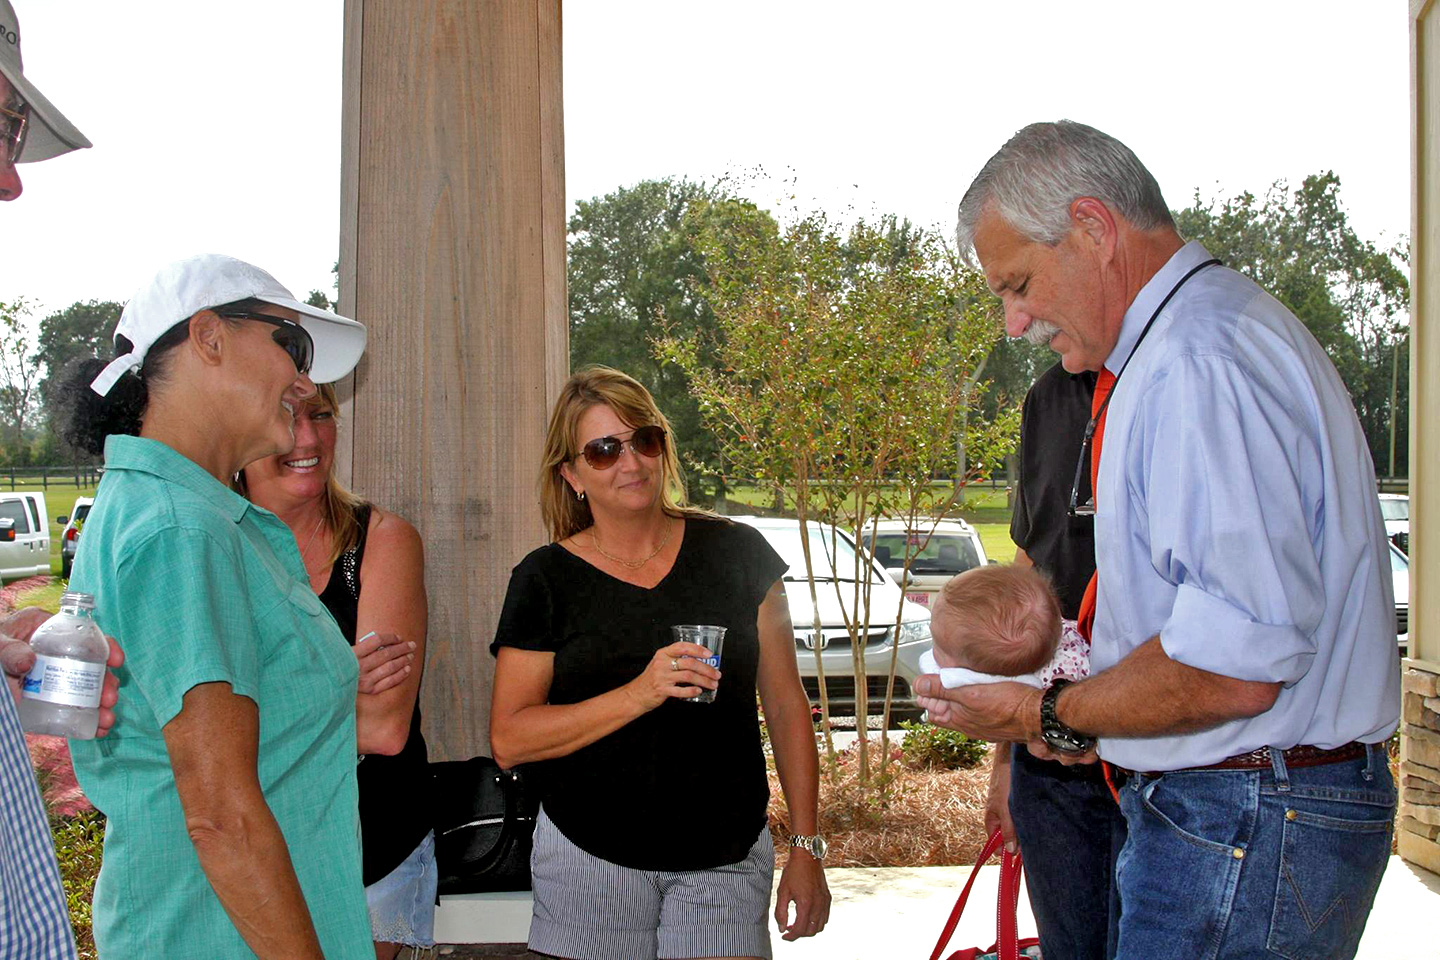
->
[[1379, 493, 1409, 555], [58, 496, 94, 579], [861, 518, 990, 613], [732, 516, 933, 717]]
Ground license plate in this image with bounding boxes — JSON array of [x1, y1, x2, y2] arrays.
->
[[906, 592, 930, 607]]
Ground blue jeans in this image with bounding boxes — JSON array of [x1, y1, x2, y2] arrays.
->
[[1114, 744, 1394, 960], [1008, 744, 1127, 960]]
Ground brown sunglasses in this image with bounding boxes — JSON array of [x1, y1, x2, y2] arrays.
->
[[576, 425, 666, 470]]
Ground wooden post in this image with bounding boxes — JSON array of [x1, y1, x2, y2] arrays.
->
[[1401, 0, 1440, 874], [340, 0, 568, 762], [1409, 0, 1437, 672]]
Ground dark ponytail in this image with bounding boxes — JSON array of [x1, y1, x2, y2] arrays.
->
[[60, 356, 147, 455], [60, 322, 192, 456]]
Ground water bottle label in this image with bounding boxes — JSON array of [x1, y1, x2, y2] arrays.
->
[[20, 654, 104, 708]]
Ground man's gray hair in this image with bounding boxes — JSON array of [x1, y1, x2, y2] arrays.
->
[[956, 120, 1175, 265]]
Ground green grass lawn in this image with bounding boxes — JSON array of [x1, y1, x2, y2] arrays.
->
[[13, 579, 64, 612], [974, 523, 1018, 564], [722, 483, 1020, 563]]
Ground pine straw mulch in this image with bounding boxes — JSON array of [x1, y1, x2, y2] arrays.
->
[[766, 736, 994, 867]]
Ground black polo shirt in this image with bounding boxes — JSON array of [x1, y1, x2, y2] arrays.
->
[[1009, 362, 1098, 620]]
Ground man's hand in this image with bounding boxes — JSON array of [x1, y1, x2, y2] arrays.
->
[[94, 636, 123, 737], [2, 607, 124, 737], [1, 638, 36, 702], [913, 675, 1045, 742], [2, 607, 55, 705]]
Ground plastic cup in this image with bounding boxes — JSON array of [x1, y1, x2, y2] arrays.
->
[[672, 624, 726, 703]]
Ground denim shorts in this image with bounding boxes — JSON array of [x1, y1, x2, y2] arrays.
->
[[528, 807, 775, 960], [365, 830, 438, 948]]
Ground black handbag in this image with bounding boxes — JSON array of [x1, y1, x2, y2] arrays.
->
[[429, 756, 539, 894]]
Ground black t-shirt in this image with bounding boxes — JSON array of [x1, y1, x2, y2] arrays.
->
[[1009, 362, 1098, 620], [490, 517, 787, 871]]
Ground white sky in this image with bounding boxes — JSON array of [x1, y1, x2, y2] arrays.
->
[[1, 1, 1411, 324]]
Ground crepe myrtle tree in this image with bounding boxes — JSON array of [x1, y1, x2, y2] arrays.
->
[[0, 298, 41, 463], [656, 211, 1015, 789]]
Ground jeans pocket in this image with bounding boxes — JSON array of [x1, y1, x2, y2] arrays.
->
[[1266, 804, 1392, 960], [1140, 777, 1248, 855]]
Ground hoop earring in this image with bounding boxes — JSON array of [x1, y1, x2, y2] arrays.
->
[[576, 490, 586, 502]]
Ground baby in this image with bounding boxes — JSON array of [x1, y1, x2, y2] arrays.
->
[[918, 564, 1089, 688]]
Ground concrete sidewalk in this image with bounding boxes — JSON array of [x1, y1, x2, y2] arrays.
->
[[435, 854, 1440, 957], [769, 855, 1439, 959]]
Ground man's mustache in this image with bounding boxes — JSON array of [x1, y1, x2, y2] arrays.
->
[[1022, 319, 1062, 347]]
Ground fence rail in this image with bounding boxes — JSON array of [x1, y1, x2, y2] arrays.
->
[[0, 465, 101, 491]]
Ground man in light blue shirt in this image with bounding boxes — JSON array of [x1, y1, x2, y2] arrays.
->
[[918, 120, 1399, 959], [0, 4, 115, 958]]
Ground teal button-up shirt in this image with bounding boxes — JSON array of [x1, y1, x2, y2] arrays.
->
[[69, 435, 371, 959]]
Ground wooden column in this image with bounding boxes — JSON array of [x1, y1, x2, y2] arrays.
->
[[1413, 0, 1438, 670], [339, 0, 568, 762], [1402, 0, 1440, 874]]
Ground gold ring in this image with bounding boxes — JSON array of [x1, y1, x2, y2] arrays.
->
[[670, 658, 680, 671]]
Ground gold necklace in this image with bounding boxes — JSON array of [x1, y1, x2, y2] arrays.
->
[[590, 519, 674, 569]]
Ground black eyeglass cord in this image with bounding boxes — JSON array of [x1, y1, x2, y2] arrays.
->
[[1068, 257, 1221, 518], [1088, 257, 1222, 428]]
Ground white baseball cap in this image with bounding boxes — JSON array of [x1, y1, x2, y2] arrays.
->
[[90, 254, 367, 397], [0, 0, 92, 162]]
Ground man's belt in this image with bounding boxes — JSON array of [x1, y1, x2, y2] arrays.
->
[[1134, 741, 1366, 779]]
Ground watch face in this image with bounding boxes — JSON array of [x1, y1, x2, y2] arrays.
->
[[811, 836, 828, 860], [1041, 728, 1093, 754]]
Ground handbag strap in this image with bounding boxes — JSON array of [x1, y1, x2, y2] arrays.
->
[[995, 845, 1024, 960], [927, 829, 1006, 960]]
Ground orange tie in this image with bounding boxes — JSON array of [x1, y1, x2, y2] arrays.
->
[[1076, 367, 1116, 642]]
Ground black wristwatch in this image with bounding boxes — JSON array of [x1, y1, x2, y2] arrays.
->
[[1039, 679, 1095, 754]]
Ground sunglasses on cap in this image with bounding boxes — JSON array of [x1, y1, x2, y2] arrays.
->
[[214, 310, 314, 376], [0, 101, 28, 164], [575, 424, 666, 470]]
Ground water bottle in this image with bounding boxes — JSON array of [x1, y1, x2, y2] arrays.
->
[[17, 592, 108, 740]]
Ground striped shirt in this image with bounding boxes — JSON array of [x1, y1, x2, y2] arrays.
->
[[0, 691, 77, 959]]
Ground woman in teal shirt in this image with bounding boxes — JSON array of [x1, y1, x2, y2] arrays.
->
[[63, 254, 375, 959]]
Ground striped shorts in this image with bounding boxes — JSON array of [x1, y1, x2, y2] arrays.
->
[[528, 807, 775, 960]]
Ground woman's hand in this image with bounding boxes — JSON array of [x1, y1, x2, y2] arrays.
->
[[775, 850, 830, 940], [985, 744, 1017, 852], [624, 641, 720, 711], [354, 631, 414, 695]]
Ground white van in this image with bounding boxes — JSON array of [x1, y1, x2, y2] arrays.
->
[[0, 491, 50, 581]]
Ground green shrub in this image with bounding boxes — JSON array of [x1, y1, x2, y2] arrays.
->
[[899, 720, 987, 770], [51, 810, 104, 959]]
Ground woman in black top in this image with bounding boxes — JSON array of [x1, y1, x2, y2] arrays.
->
[[240, 382, 433, 960], [490, 366, 829, 960]]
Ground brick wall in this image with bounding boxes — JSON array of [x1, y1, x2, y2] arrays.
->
[[1400, 667, 1440, 874]]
